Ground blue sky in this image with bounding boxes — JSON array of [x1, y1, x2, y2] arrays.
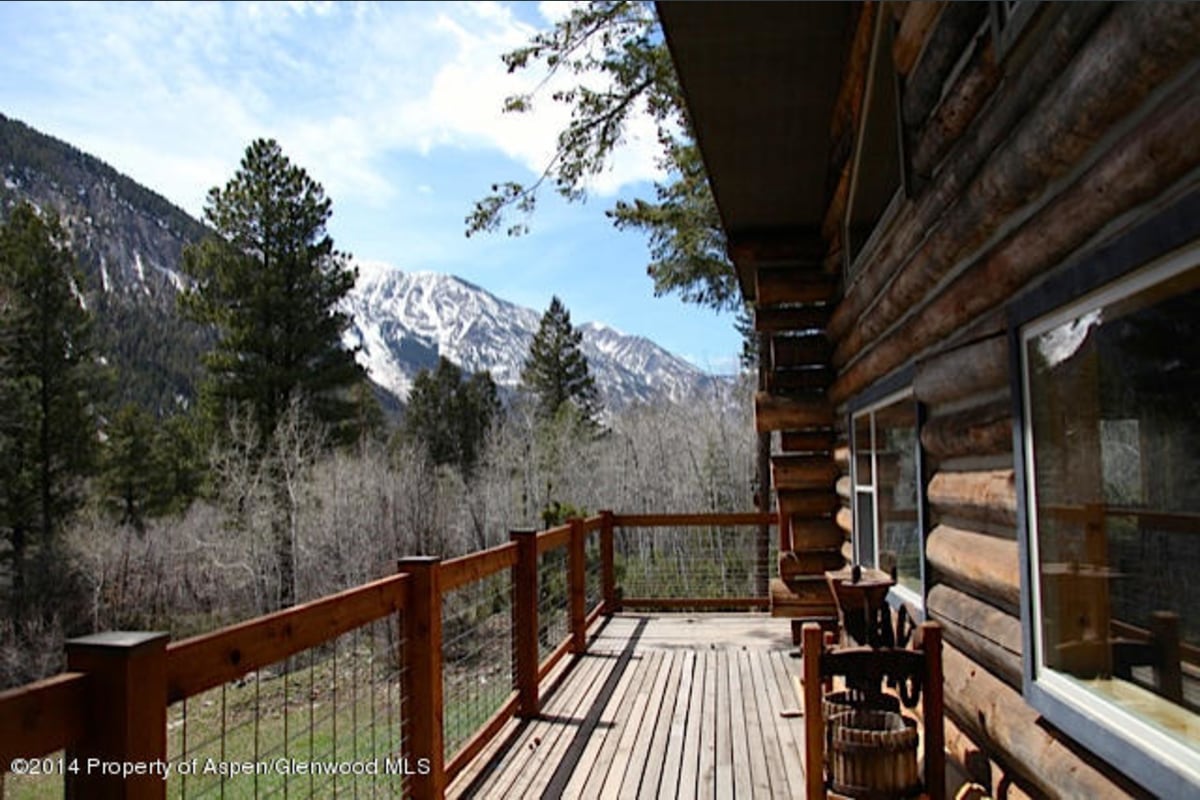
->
[[0, 0, 743, 374]]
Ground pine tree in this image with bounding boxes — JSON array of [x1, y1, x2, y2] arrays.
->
[[180, 138, 367, 450], [404, 357, 499, 478], [180, 138, 367, 608], [521, 297, 601, 424], [0, 203, 99, 616]]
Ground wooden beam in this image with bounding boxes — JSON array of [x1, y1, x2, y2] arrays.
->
[[399, 557, 445, 800], [511, 530, 540, 719], [893, 2, 945, 76], [926, 525, 1020, 614], [772, 334, 831, 368], [943, 713, 1038, 800], [756, 393, 834, 432], [769, 368, 834, 393], [441, 544, 518, 593], [927, 584, 1022, 688], [920, 400, 1012, 460], [0, 672, 89, 764], [778, 490, 840, 518], [803, 624, 826, 800], [901, 3, 988, 128], [927, 470, 1017, 528], [911, 36, 999, 178], [755, 305, 831, 334], [789, 518, 845, 550], [913, 335, 1008, 407], [66, 633, 168, 800], [826, 3, 1160, 347], [780, 549, 846, 579], [942, 644, 1140, 799], [757, 268, 839, 306], [780, 430, 836, 453], [772, 455, 840, 491]]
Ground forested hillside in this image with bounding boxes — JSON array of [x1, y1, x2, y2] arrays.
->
[[1, 112, 212, 413]]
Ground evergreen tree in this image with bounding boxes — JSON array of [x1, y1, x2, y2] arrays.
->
[[180, 138, 367, 451], [466, 2, 739, 315], [521, 297, 601, 423], [180, 138, 367, 608], [404, 357, 499, 478], [0, 204, 99, 616]]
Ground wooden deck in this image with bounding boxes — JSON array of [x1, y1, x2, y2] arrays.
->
[[448, 613, 808, 799]]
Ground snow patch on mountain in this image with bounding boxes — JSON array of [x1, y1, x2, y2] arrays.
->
[[344, 261, 720, 408]]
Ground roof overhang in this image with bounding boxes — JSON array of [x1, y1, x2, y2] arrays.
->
[[657, 1, 854, 298]]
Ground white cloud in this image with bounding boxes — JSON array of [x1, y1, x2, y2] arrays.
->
[[0, 1, 663, 217]]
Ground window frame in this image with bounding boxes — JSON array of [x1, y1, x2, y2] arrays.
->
[[848, 365, 927, 614], [1008, 191, 1200, 798]]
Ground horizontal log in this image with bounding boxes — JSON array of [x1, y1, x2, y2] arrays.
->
[[778, 490, 840, 518], [928, 470, 1017, 528], [756, 392, 834, 432], [836, 476, 852, 501], [835, 5, 1200, 381], [772, 455, 840, 491], [901, 2, 988, 129], [920, 400, 1012, 460], [911, 35, 999, 179], [773, 333, 831, 367], [756, 267, 839, 306], [769, 367, 834, 393], [788, 519, 845, 551], [893, 2, 946, 76], [827, 3, 1165, 347], [926, 525, 1019, 613], [833, 445, 849, 469], [943, 712, 1037, 800], [928, 584, 1023, 688], [780, 549, 846, 578], [771, 577, 837, 612], [914, 335, 1009, 406], [442, 542, 519, 592], [943, 643, 1143, 799], [829, 1, 877, 164], [167, 573, 408, 701], [841, 539, 854, 564], [0, 672, 90, 764], [836, 506, 853, 535], [780, 430, 836, 453], [754, 305, 831, 333]]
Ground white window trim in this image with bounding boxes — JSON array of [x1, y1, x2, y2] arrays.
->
[[1019, 243, 1200, 784], [851, 387, 924, 609]]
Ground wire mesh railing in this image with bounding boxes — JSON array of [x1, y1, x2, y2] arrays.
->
[[168, 616, 406, 798], [0, 511, 778, 800], [440, 564, 514, 765], [613, 514, 776, 609], [536, 544, 571, 666]]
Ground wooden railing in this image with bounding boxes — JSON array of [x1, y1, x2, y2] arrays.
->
[[0, 511, 776, 799]]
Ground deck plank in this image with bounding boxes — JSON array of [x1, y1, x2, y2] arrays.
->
[[451, 613, 806, 800]]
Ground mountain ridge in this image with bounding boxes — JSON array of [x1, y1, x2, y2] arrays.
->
[[1, 112, 720, 414]]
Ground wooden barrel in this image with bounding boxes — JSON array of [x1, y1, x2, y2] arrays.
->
[[828, 709, 920, 798]]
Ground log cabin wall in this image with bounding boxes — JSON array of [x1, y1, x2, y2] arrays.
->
[[820, 3, 1199, 797]]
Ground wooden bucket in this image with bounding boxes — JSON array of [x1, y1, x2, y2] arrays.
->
[[827, 709, 920, 799]]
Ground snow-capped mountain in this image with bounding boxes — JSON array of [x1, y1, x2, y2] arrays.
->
[[343, 261, 720, 409]]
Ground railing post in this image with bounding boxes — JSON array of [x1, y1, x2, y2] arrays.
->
[[568, 518, 587, 653], [600, 510, 617, 613], [398, 556, 445, 800], [511, 529, 540, 718], [64, 632, 168, 800], [920, 622, 945, 800], [802, 623, 825, 800]]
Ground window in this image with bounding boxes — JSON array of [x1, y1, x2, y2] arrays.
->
[[1019, 246, 1200, 794], [851, 389, 924, 607]]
